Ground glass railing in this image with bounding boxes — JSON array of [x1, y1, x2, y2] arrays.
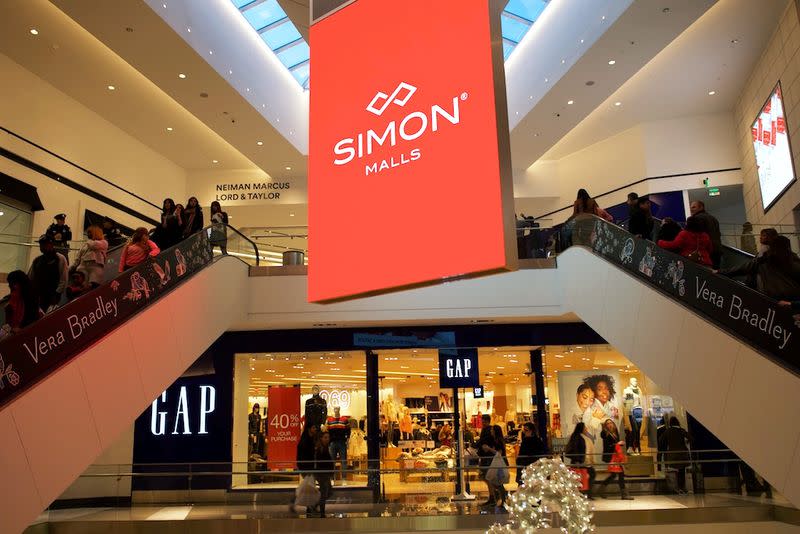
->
[[566, 214, 800, 372], [36, 452, 790, 526], [0, 224, 259, 408]]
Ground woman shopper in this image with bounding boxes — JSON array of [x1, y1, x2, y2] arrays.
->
[[2, 270, 42, 336], [718, 235, 800, 300], [72, 225, 108, 289], [658, 417, 691, 493], [657, 215, 713, 266], [564, 422, 595, 499], [480, 425, 509, 513], [209, 201, 229, 255], [181, 197, 204, 239], [516, 422, 547, 486], [598, 419, 633, 499], [296, 424, 319, 514], [315, 431, 335, 518], [119, 228, 160, 272], [572, 189, 613, 222], [157, 198, 182, 250]]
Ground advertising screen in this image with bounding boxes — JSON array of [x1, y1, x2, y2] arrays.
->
[[752, 81, 797, 211], [308, 0, 516, 302]]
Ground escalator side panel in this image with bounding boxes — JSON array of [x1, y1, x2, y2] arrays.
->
[[560, 246, 800, 509], [0, 258, 248, 534]]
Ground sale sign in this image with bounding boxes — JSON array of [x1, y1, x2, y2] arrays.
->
[[308, 0, 517, 302], [267, 385, 301, 470]]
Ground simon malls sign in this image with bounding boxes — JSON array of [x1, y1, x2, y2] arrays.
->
[[308, 0, 517, 302]]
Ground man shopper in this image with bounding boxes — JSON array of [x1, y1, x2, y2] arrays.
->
[[516, 422, 547, 486], [690, 201, 722, 268], [28, 235, 69, 312], [46, 213, 72, 261], [628, 196, 654, 240], [626, 192, 639, 217]]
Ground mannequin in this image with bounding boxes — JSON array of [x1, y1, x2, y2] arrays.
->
[[623, 378, 644, 453], [248, 403, 261, 455], [304, 385, 328, 429], [326, 406, 351, 477], [383, 394, 399, 423], [399, 406, 413, 439]]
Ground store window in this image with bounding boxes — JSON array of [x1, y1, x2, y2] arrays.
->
[[0, 199, 33, 273], [232, 351, 368, 488]]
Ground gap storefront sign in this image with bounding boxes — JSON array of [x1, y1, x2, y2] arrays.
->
[[308, 0, 517, 302]]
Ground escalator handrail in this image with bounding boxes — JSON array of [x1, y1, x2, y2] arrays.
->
[[0, 224, 257, 409], [567, 214, 800, 376]]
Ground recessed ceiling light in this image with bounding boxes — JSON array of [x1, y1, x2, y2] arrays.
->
[[608, 60, 616, 65], [30, 29, 39, 35], [166, 127, 173, 131], [601, 15, 606, 20], [564, 364, 572, 368], [555, 354, 563, 358], [285, 166, 292, 170], [257, 141, 263, 146], [212, 159, 219, 164], [107, 85, 116, 91], [561, 59, 566, 64], [289, 213, 295, 217], [607, 360, 615, 364], [229, 69, 233, 75], [544, 78, 549, 83], [178, 73, 187, 79], [580, 39, 585, 43], [567, 100, 574, 105], [534, 133, 540, 137], [708, 90, 716, 95], [187, 27, 191, 33], [615, 101, 621, 106], [209, 50, 213, 55]]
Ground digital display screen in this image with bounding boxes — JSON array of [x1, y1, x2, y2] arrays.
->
[[752, 82, 797, 211]]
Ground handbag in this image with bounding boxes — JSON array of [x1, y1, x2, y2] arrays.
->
[[569, 467, 590, 491], [295, 475, 320, 508], [486, 452, 509, 484], [686, 235, 703, 263]]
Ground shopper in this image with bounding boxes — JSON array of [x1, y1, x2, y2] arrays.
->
[[658, 417, 691, 493], [439, 422, 454, 447], [480, 425, 509, 512], [297, 424, 319, 476], [477, 414, 496, 507], [72, 225, 108, 289], [3, 270, 42, 335], [45, 213, 72, 261], [28, 235, 69, 312], [209, 201, 229, 255], [102, 217, 126, 248], [315, 431, 335, 518], [758, 228, 779, 257], [626, 192, 639, 218], [181, 197, 204, 239], [689, 201, 722, 268], [598, 419, 633, 499], [628, 196, 654, 240], [156, 198, 182, 250], [656, 217, 682, 242], [657, 215, 713, 266], [65, 271, 90, 302], [740, 222, 757, 255], [564, 422, 595, 499], [718, 236, 800, 300], [572, 189, 613, 222], [516, 422, 547, 486], [119, 228, 160, 272]]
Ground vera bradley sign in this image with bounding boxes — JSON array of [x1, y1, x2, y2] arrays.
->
[[0, 232, 213, 406]]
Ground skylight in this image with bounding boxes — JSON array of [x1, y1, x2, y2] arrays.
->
[[233, 0, 548, 90], [502, 0, 549, 60], [233, 0, 310, 90]]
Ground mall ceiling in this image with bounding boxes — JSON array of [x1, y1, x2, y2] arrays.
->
[[0, 0, 791, 208]]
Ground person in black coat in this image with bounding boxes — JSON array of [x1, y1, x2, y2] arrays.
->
[[315, 431, 335, 518], [658, 416, 691, 493], [476, 415, 496, 506], [516, 422, 547, 486], [297, 424, 319, 475], [564, 422, 595, 498], [628, 197, 654, 240]]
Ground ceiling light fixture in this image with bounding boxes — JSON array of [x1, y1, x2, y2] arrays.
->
[[285, 166, 292, 170], [178, 73, 187, 79], [257, 141, 264, 146], [615, 101, 621, 106], [708, 90, 716, 95], [166, 127, 173, 132], [107, 85, 116, 91], [30, 29, 39, 35], [608, 60, 616, 65], [212, 159, 219, 164], [567, 100, 574, 105]]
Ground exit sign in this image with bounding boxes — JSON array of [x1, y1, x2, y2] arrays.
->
[[708, 188, 721, 197]]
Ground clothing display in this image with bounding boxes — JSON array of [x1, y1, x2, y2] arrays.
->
[[348, 427, 368, 458], [383, 395, 399, 422], [305, 391, 328, 429], [326, 413, 351, 464]]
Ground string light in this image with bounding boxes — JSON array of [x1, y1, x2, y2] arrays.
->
[[487, 458, 594, 533]]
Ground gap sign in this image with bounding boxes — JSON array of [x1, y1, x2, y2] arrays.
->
[[439, 348, 479, 388]]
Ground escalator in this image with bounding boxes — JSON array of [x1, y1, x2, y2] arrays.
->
[[560, 214, 800, 505], [0, 226, 256, 534]]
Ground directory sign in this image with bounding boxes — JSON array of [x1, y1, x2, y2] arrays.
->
[[308, 0, 516, 302]]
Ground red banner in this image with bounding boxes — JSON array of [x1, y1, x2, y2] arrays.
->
[[267, 386, 301, 470]]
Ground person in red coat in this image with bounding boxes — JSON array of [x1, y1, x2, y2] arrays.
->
[[657, 216, 713, 266]]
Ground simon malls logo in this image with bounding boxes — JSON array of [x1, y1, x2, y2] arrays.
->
[[333, 82, 468, 176]]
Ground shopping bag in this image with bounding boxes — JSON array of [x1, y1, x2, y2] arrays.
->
[[486, 453, 509, 484], [569, 467, 590, 491], [295, 475, 320, 508]]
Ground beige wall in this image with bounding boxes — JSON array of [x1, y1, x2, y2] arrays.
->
[[0, 53, 187, 239], [734, 0, 800, 227]]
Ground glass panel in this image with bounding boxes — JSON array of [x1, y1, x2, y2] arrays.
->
[[501, 13, 532, 43], [261, 21, 302, 50], [242, 0, 286, 31], [234, 0, 254, 8], [0, 201, 33, 273], [277, 41, 310, 70], [291, 62, 310, 86], [505, 0, 548, 23], [503, 40, 515, 60]]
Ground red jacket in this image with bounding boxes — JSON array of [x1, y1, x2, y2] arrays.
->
[[608, 441, 627, 473], [658, 230, 712, 266]]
